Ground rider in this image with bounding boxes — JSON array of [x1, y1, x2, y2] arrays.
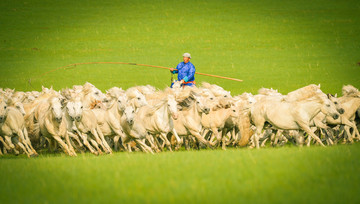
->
[[170, 53, 196, 87]]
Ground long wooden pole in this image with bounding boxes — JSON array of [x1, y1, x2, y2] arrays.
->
[[33, 61, 243, 82]]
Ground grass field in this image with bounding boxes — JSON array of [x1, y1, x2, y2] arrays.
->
[[1, 0, 360, 203], [1, 144, 360, 203]]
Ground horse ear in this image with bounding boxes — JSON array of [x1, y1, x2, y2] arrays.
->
[[318, 84, 321, 88], [60, 98, 67, 107], [334, 93, 337, 97], [212, 104, 221, 111], [326, 93, 331, 99]]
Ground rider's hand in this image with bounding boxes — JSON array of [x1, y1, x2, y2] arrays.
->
[[170, 68, 175, 72], [180, 80, 184, 84]]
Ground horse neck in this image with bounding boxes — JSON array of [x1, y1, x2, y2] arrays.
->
[[81, 93, 94, 107], [184, 101, 202, 120], [64, 111, 73, 127], [297, 99, 322, 119], [215, 108, 231, 120], [47, 109, 59, 126], [107, 100, 121, 115], [156, 102, 170, 120], [340, 96, 360, 115]]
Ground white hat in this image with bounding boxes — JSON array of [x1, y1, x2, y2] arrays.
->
[[183, 53, 191, 59]]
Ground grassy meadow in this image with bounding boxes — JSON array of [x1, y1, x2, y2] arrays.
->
[[0, 0, 360, 203]]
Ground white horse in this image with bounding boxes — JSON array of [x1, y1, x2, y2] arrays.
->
[[134, 94, 180, 151], [35, 97, 77, 156], [251, 84, 340, 148], [78, 82, 107, 109], [0, 100, 37, 157], [173, 92, 212, 149], [120, 106, 154, 153], [66, 99, 112, 154], [92, 92, 147, 152]]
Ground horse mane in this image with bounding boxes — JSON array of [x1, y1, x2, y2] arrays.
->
[[342, 85, 359, 97], [82, 83, 94, 95], [136, 85, 156, 95], [146, 90, 168, 101], [178, 94, 195, 110], [125, 87, 141, 99], [106, 87, 124, 99], [201, 82, 230, 97], [284, 84, 321, 102], [258, 88, 280, 96], [199, 88, 215, 99], [61, 88, 73, 100], [146, 99, 168, 116]]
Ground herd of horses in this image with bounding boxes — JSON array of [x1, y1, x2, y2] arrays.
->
[[0, 81, 359, 157]]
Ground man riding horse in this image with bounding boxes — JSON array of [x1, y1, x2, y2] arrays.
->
[[170, 53, 196, 87]]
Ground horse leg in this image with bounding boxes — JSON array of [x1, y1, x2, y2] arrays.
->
[[153, 135, 165, 151], [91, 128, 111, 154], [0, 136, 11, 150], [135, 139, 154, 154], [226, 129, 234, 146], [190, 130, 213, 149], [78, 133, 98, 155], [306, 127, 317, 146], [22, 128, 38, 155], [343, 126, 354, 143], [202, 129, 211, 142], [350, 121, 360, 140], [4, 136, 15, 150], [230, 128, 237, 146], [273, 130, 283, 147], [150, 136, 162, 151], [212, 127, 222, 147], [159, 133, 172, 152], [48, 138, 57, 153], [95, 127, 112, 154], [260, 137, 268, 147], [254, 124, 264, 149], [221, 128, 227, 150], [134, 139, 148, 153], [63, 132, 77, 156], [300, 125, 325, 147], [183, 137, 190, 150], [17, 130, 35, 156], [171, 129, 181, 145], [68, 132, 84, 153], [145, 134, 156, 152], [12, 137, 32, 157], [68, 131, 83, 148], [89, 138, 103, 155], [52, 135, 75, 156], [113, 136, 120, 151]]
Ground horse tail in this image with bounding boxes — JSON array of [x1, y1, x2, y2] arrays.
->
[[237, 110, 253, 147]]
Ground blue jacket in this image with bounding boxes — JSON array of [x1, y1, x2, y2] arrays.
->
[[172, 61, 195, 82]]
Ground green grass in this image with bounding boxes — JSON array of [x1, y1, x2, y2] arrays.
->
[[1, 0, 360, 203], [0, 0, 359, 95], [1, 144, 360, 203]]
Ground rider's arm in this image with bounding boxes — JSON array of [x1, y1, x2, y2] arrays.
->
[[170, 63, 180, 74], [183, 64, 195, 82]]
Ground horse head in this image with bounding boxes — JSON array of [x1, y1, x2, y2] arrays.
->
[[0, 100, 8, 123], [327, 93, 345, 114]]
